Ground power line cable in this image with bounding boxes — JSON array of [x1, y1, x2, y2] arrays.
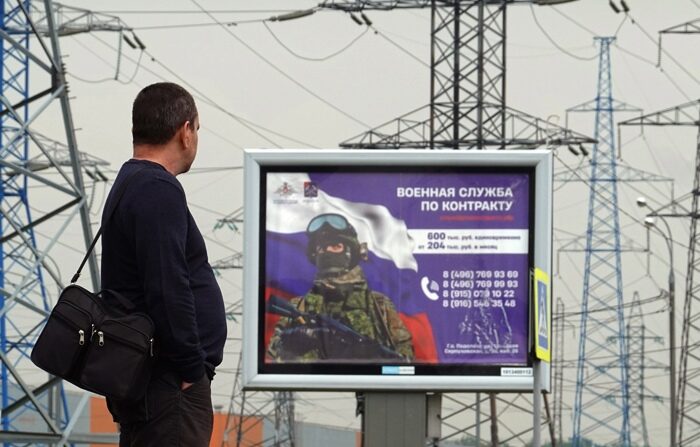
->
[[380, 27, 428, 47], [263, 20, 370, 62], [370, 25, 430, 68], [189, 166, 243, 174], [67, 36, 124, 83], [529, 4, 596, 61], [94, 9, 300, 14], [550, 5, 696, 97], [189, 0, 372, 129], [116, 50, 145, 85], [613, 43, 692, 101], [551, 344, 680, 363], [613, 42, 658, 68], [609, 45, 688, 172], [554, 293, 666, 319], [553, 152, 669, 245], [628, 13, 700, 86], [140, 49, 285, 148], [67, 72, 113, 84], [86, 32, 317, 148], [74, 33, 246, 150], [551, 153, 684, 304], [612, 14, 628, 38], [550, 5, 598, 36], [70, 35, 246, 151], [132, 18, 266, 30]]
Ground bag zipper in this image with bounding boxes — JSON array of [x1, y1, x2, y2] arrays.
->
[[100, 318, 153, 343], [52, 303, 92, 334], [61, 287, 155, 356], [96, 330, 151, 353]]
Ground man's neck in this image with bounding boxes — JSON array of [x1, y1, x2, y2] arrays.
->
[[133, 143, 180, 176]]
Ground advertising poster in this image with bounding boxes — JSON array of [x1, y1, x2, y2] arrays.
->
[[262, 169, 532, 369]]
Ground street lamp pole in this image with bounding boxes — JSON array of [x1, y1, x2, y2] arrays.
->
[[638, 198, 676, 447]]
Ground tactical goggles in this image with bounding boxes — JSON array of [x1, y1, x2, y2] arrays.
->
[[306, 213, 351, 234]]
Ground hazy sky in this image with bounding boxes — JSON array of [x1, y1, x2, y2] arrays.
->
[[20, 0, 700, 443]]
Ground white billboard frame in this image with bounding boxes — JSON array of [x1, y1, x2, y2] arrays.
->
[[242, 149, 552, 392]]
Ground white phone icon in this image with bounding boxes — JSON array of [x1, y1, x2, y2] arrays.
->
[[421, 276, 440, 301]]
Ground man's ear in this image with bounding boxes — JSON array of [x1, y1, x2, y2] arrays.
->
[[180, 120, 194, 149]]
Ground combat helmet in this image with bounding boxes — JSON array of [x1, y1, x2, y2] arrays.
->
[[305, 213, 363, 272]]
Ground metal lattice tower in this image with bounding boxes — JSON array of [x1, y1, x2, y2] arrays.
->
[[625, 292, 649, 447], [570, 36, 630, 447], [553, 165, 671, 447], [658, 17, 700, 66], [625, 291, 664, 447], [626, 294, 648, 447], [321, 0, 594, 150], [222, 354, 296, 447], [318, 1, 593, 445], [550, 33, 677, 446], [212, 252, 244, 273], [553, 297, 565, 445], [661, 17, 700, 34], [620, 100, 700, 447], [0, 2, 132, 444], [0, 1, 94, 442], [273, 392, 295, 447], [215, 214, 296, 447], [651, 20, 700, 447]]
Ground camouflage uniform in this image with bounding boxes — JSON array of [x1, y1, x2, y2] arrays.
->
[[267, 266, 414, 362]]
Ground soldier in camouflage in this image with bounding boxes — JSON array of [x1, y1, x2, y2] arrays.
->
[[267, 213, 414, 362]]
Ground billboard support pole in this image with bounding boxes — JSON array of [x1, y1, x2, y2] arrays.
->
[[363, 392, 437, 447], [533, 360, 543, 447]]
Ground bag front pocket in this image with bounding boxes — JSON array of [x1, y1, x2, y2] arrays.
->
[[31, 301, 93, 380], [78, 318, 153, 400]]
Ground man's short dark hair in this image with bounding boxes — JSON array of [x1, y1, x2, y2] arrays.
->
[[132, 82, 198, 145]]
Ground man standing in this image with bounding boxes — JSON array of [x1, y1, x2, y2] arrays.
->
[[101, 82, 227, 446]]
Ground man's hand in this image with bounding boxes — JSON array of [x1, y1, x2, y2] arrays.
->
[[181, 381, 194, 391]]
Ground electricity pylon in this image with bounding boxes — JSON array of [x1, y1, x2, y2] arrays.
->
[[553, 36, 676, 446], [222, 352, 296, 447], [658, 17, 700, 66], [215, 215, 295, 447], [0, 1, 129, 444], [625, 291, 666, 447], [1, 0, 93, 442], [651, 19, 700, 447], [321, 0, 595, 150], [620, 99, 700, 447], [212, 253, 244, 273], [317, 1, 593, 445], [566, 36, 631, 447], [552, 298, 565, 445]]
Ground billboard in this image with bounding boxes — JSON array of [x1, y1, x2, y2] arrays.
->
[[242, 149, 552, 391]]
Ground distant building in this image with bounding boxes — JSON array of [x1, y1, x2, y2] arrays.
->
[[4, 389, 372, 447]]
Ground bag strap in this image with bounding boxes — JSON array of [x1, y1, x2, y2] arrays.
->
[[98, 289, 136, 312], [71, 165, 147, 284]]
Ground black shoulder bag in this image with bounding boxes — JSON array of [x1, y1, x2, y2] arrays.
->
[[31, 166, 155, 401]]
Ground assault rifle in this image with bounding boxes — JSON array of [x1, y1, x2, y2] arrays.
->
[[267, 295, 404, 361]]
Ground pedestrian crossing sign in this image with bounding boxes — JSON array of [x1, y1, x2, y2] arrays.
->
[[534, 268, 551, 362]]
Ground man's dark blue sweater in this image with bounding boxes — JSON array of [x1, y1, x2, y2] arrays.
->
[[101, 159, 227, 383]]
